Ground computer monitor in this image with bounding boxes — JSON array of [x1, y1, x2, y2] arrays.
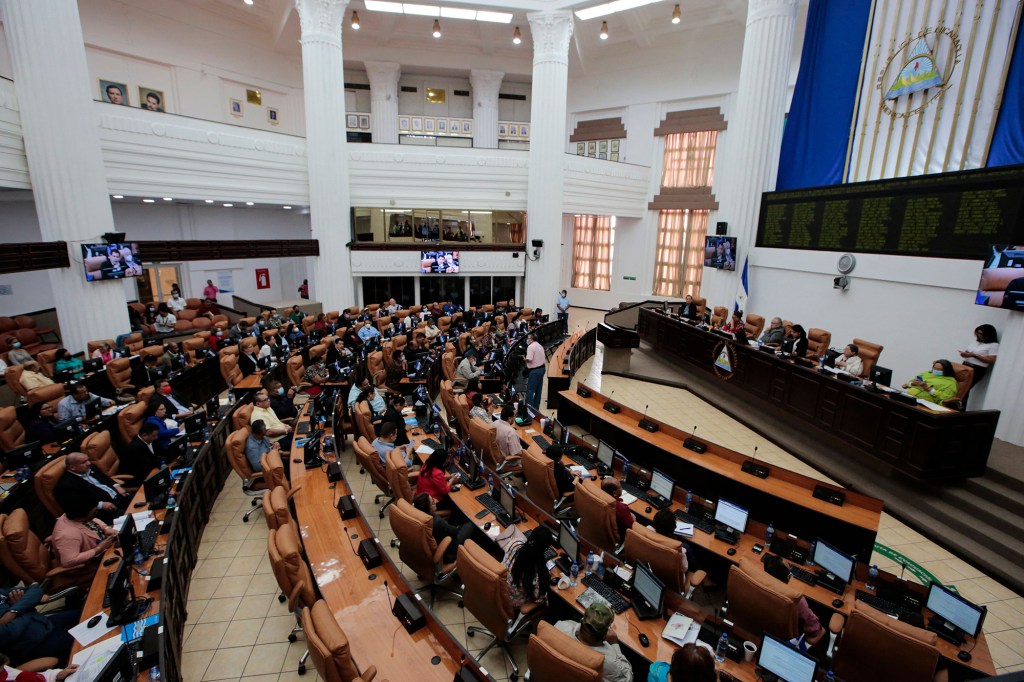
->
[[650, 468, 675, 500], [82, 357, 103, 374], [714, 498, 749, 534], [758, 632, 816, 682], [304, 430, 323, 464], [596, 440, 615, 469], [143, 466, 172, 503], [633, 562, 666, 612], [2, 440, 42, 471], [559, 521, 579, 564], [926, 582, 986, 638], [52, 418, 79, 445], [812, 539, 855, 585], [93, 642, 134, 682], [499, 483, 516, 521], [183, 413, 205, 436], [84, 397, 104, 419], [165, 433, 188, 462], [117, 515, 138, 561], [106, 557, 138, 625], [550, 420, 564, 443]]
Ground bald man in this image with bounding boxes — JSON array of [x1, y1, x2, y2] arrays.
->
[[54, 452, 130, 521]]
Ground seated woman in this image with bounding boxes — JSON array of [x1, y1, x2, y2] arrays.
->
[[648, 642, 721, 682], [25, 402, 59, 445], [762, 554, 826, 654], [721, 310, 744, 335], [144, 398, 183, 452], [779, 324, 808, 358], [834, 343, 863, 376], [386, 350, 407, 386], [414, 448, 460, 512], [0, 652, 79, 681], [53, 349, 84, 379], [903, 359, 958, 404], [651, 509, 691, 574], [503, 525, 553, 613], [90, 342, 117, 365], [51, 497, 117, 569]]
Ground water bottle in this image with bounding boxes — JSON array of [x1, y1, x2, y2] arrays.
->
[[133, 546, 145, 565], [166, 492, 177, 510], [487, 473, 495, 496], [715, 633, 729, 663], [622, 459, 631, 482], [569, 559, 579, 586], [825, 671, 836, 682], [765, 521, 775, 549], [596, 552, 605, 579], [586, 550, 595, 576], [867, 564, 878, 591], [227, 389, 235, 405], [685, 490, 693, 513], [819, 355, 826, 368], [149, 665, 161, 681], [807, 540, 816, 566]]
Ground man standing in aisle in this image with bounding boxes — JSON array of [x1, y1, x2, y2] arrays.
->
[[524, 332, 545, 410], [556, 289, 571, 335]]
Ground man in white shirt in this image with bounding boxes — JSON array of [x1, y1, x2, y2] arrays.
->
[[834, 343, 863, 377], [166, 292, 188, 312], [250, 392, 291, 443], [556, 289, 570, 334], [19, 361, 54, 391], [456, 353, 482, 390], [554, 603, 633, 682], [524, 332, 546, 410]]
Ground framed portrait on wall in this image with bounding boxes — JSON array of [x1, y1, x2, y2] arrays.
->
[[498, 123, 508, 137], [229, 98, 243, 117], [359, 115, 370, 129], [424, 118, 435, 132], [611, 139, 620, 152], [520, 124, 529, 138], [577, 143, 585, 155], [610, 152, 619, 162], [450, 119, 459, 134], [599, 140, 608, 153], [139, 87, 165, 112], [267, 108, 279, 125], [99, 79, 129, 106], [399, 116, 411, 131], [462, 120, 472, 135], [346, 114, 358, 128], [438, 119, 447, 133], [412, 117, 423, 132], [587, 141, 597, 156]]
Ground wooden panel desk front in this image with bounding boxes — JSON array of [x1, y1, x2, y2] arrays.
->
[[637, 308, 998, 480]]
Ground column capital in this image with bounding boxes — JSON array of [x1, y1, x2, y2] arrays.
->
[[527, 11, 574, 66], [294, 0, 349, 45], [365, 61, 401, 99], [470, 69, 504, 109], [747, 0, 798, 24]]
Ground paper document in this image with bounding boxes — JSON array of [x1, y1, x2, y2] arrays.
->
[[415, 444, 434, 454], [67, 636, 123, 680], [662, 613, 700, 646], [569, 466, 591, 478], [69, 610, 118, 646], [674, 521, 695, 537], [620, 492, 638, 506]]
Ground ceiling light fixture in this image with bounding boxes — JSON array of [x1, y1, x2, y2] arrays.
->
[[163, 197, 173, 201], [513, 26, 521, 44], [672, 4, 680, 23], [576, 0, 663, 21], [599, 21, 609, 39], [112, 195, 124, 199], [351, 10, 360, 29], [204, 199, 214, 203], [246, 201, 254, 206], [283, 205, 293, 210], [432, 19, 442, 37], [243, 0, 253, 5], [223, 203, 233, 207], [362, 1, 511, 23], [143, 199, 155, 203]]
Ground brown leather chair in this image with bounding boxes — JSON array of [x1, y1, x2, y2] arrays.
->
[[4, 365, 28, 400], [725, 557, 802, 642], [268, 527, 315, 676], [522, 447, 573, 517], [852, 338, 883, 378], [302, 600, 377, 682], [14, 315, 57, 342], [527, 621, 604, 682], [354, 436, 393, 518], [468, 416, 520, 478], [177, 309, 198, 322], [366, 352, 385, 386], [123, 333, 144, 354], [139, 345, 164, 362], [441, 351, 457, 384], [262, 485, 294, 532], [239, 337, 258, 357], [711, 306, 728, 328], [117, 401, 148, 444], [226, 426, 265, 522], [220, 354, 242, 388], [0, 509, 95, 591], [33, 456, 66, 517], [287, 355, 306, 388], [574, 477, 620, 554], [744, 314, 765, 340], [186, 298, 202, 310], [192, 316, 213, 331], [232, 403, 255, 432], [353, 401, 376, 443], [261, 447, 294, 494], [35, 349, 58, 377], [172, 320, 193, 332], [437, 316, 452, 333], [106, 357, 135, 394], [81, 430, 131, 482], [135, 386, 155, 406], [622, 524, 706, 598], [806, 328, 832, 358], [388, 499, 461, 607], [87, 339, 116, 356], [0, 406, 25, 452], [376, 315, 392, 334], [385, 448, 416, 507], [14, 329, 56, 355], [27, 384, 65, 410], [832, 602, 940, 682]]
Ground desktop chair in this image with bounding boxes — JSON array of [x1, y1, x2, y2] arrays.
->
[[261, 447, 298, 494], [723, 557, 801, 642], [35, 349, 58, 377], [744, 314, 765, 340], [574, 477, 621, 555], [806, 328, 832, 359], [286, 355, 306, 389], [262, 484, 295, 532], [944, 362, 975, 410], [267, 526, 315, 676], [526, 621, 604, 682], [622, 524, 706, 598], [354, 436, 394, 518], [106, 357, 135, 396], [302, 600, 377, 682], [385, 449, 417, 507], [225, 426, 266, 522], [33, 456, 66, 517], [388, 499, 462, 608], [220, 353, 243, 388], [232, 403, 254, 432], [852, 338, 884, 378], [117, 401, 148, 444], [81, 430, 132, 483], [0, 508, 95, 591], [26, 383, 65, 411], [353, 401, 376, 443], [522, 448, 574, 518], [0, 406, 25, 452], [468, 416, 521, 480], [460, 540, 545, 680], [831, 602, 940, 682], [4, 366, 28, 401], [366, 352, 385, 385], [135, 386, 155, 406], [711, 306, 728, 327]]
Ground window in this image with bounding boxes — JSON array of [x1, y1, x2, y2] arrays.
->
[[571, 215, 613, 291], [420, 275, 465, 307], [661, 131, 718, 187], [362, 277, 415, 306]]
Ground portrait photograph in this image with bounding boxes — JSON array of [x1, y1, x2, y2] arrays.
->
[[230, 98, 243, 117], [498, 123, 507, 137], [399, 117, 411, 131], [462, 120, 472, 135], [520, 124, 529, 138], [509, 124, 518, 137], [139, 87, 165, 112], [599, 140, 608, 153], [577, 142, 585, 155], [359, 115, 370, 129], [611, 139, 620, 152], [267, 107, 279, 125], [610, 152, 619, 162], [437, 118, 447, 133], [587, 141, 597, 156], [412, 117, 423, 132], [100, 79, 129, 106], [425, 118, 435, 132], [346, 114, 358, 128]]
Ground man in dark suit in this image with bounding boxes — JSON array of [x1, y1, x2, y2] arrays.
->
[[0, 582, 80, 667], [680, 294, 700, 320], [379, 393, 409, 446], [155, 378, 193, 419], [266, 379, 298, 422], [55, 452, 130, 521], [239, 345, 259, 377], [130, 353, 162, 390], [120, 422, 163, 484]]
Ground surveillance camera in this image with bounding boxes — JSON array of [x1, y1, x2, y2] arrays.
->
[[531, 239, 544, 248], [833, 276, 849, 290], [532, 248, 541, 259]]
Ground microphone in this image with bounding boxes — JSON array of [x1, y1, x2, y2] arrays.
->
[[383, 579, 394, 612], [741, 445, 770, 478], [639, 405, 659, 432], [603, 391, 620, 414], [343, 527, 359, 555], [684, 424, 706, 453]]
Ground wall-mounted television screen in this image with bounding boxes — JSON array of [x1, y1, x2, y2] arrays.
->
[[81, 243, 143, 281], [704, 236, 737, 271], [421, 250, 460, 274], [975, 245, 1024, 310]]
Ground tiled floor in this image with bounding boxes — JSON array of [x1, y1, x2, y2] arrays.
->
[[184, 307, 1024, 679]]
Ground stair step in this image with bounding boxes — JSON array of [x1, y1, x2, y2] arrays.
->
[[984, 466, 1024, 495], [906, 496, 1024, 576], [958, 478, 1024, 525]]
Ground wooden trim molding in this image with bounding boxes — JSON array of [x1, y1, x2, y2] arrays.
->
[[135, 239, 320, 262], [0, 242, 70, 274], [654, 107, 727, 136], [569, 117, 627, 142], [647, 187, 720, 211], [349, 243, 526, 252]]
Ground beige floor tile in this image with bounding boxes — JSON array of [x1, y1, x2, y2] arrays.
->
[[217, 574, 257, 598], [183, 621, 230, 652], [197, 596, 243, 623], [194, 557, 235, 580], [256, 614, 299, 645], [189, 577, 223, 601], [218, 617, 266, 648], [278, 670, 319, 682], [181, 649, 212, 680], [244, 641, 290, 677], [234, 593, 282, 620], [244, 572, 281, 596], [203, 645, 254, 680], [224, 554, 264, 577], [240, 675, 280, 682], [220, 524, 256, 541]]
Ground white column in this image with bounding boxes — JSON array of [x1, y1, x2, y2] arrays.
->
[[984, 314, 1024, 445], [470, 69, 504, 149], [523, 11, 573, 312], [0, 0, 130, 355], [365, 61, 400, 145], [295, 0, 354, 311], [704, 0, 798, 307]]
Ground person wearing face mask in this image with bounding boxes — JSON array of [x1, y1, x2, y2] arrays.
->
[[155, 379, 192, 419], [556, 289, 570, 334], [265, 379, 298, 422], [903, 359, 958, 404], [238, 341, 259, 377], [302, 357, 330, 396], [166, 288, 187, 312], [250, 392, 292, 443], [5, 337, 33, 365]]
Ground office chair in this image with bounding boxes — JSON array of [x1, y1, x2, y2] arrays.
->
[[353, 436, 393, 518], [232, 403, 254, 432], [0, 508, 95, 591], [521, 448, 574, 518], [0, 406, 25, 452], [806, 328, 832, 359], [267, 526, 315, 675], [262, 484, 296, 532], [33, 456, 66, 517], [622, 524, 706, 598], [831, 602, 940, 682], [388, 499, 462, 608], [225, 426, 266, 522], [385, 449, 417, 507], [353, 401, 376, 443], [460, 540, 544, 681], [261, 447, 297, 494], [81, 430, 133, 483], [853, 338, 884, 378], [27, 383, 65, 411], [574, 477, 621, 555], [106, 357, 135, 396], [117, 401, 148, 444], [135, 385, 155, 406], [468, 415, 521, 481], [723, 557, 801, 642], [744, 313, 766, 340], [302, 599, 377, 682], [220, 353, 243, 388], [526, 621, 604, 682]]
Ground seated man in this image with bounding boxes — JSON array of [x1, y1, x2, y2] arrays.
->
[[371, 422, 415, 468], [130, 353, 162, 390], [51, 497, 117, 569], [412, 493, 474, 563], [651, 508, 690, 575], [493, 405, 523, 470], [347, 376, 386, 414], [545, 443, 576, 497], [759, 317, 785, 347], [834, 343, 863, 376], [57, 383, 114, 424], [250, 392, 291, 444], [120, 421, 163, 483], [0, 582, 81, 668], [380, 393, 410, 447], [601, 478, 634, 538], [155, 378, 193, 419], [55, 452, 130, 521], [19, 361, 54, 391], [553, 603, 633, 682], [266, 379, 298, 422], [679, 294, 700, 320], [455, 352, 482, 391], [244, 420, 277, 471], [357, 321, 383, 350], [229, 320, 252, 342]]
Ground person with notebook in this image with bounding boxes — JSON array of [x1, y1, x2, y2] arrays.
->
[[762, 554, 825, 654], [601, 478, 635, 538], [647, 642, 719, 682], [50, 497, 116, 569], [554, 602, 633, 682]]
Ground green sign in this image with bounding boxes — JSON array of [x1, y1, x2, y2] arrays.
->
[[622, 276, 636, 281]]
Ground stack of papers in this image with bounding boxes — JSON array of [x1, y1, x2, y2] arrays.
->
[[662, 612, 700, 646], [620, 492, 638, 506], [113, 510, 156, 532], [67, 636, 122, 681], [674, 521, 694, 537]]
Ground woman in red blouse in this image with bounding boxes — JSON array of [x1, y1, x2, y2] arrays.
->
[[722, 309, 745, 335], [415, 448, 460, 511]]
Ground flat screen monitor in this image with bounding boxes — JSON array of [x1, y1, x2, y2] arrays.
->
[[714, 498, 749, 534], [94, 642, 134, 682], [758, 633, 816, 682], [106, 557, 136, 621], [81, 243, 143, 281], [550, 420, 564, 444], [3, 440, 42, 470], [52, 419, 79, 445], [143, 466, 172, 502], [926, 582, 986, 637], [559, 521, 579, 564], [420, 250, 460, 274], [183, 413, 206, 436], [976, 245, 1024, 310], [165, 433, 188, 462], [650, 468, 675, 501], [596, 440, 615, 469], [116, 516, 138, 568], [633, 562, 665, 611], [813, 539, 855, 584], [499, 482, 516, 520], [703, 236, 737, 271]]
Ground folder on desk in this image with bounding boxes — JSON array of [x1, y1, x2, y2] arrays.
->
[[620, 492, 638, 506], [662, 613, 699, 646], [674, 521, 694, 538]]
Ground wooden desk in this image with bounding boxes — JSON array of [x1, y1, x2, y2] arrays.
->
[[637, 308, 998, 480], [545, 326, 596, 409]]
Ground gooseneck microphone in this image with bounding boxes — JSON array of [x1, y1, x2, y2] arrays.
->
[[741, 445, 770, 478], [638, 404, 659, 432], [383, 579, 394, 612]]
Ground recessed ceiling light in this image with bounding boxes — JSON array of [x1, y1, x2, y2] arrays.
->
[[205, 199, 214, 203], [283, 206, 293, 210], [440, 6, 475, 19], [246, 201, 254, 206], [475, 11, 512, 23], [432, 19, 442, 37], [513, 26, 521, 44], [599, 21, 609, 39], [163, 197, 172, 201], [576, 0, 663, 21], [143, 199, 155, 203], [223, 203, 233, 207], [672, 4, 680, 23], [112, 195, 124, 199], [351, 11, 360, 29], [243, 0, 253, 5]]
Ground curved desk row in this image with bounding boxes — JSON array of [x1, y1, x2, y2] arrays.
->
[[545, 326, 596, 409]]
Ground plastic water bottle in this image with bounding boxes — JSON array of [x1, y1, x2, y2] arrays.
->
[[867, 564, 879, 591], [825, 671, 836, 682], [596, 552, 605, 579], [149, 665, 161, 681], [570, 560, 579, 587], [819, 355, 826, 368], [685, 490, 693, 513], [622, 459, 631, 482], [132, 546, 145, 565], [227, 389, 235, 405], [807, 540, 817, 566], [586, 550, 595, 576], [487, 473, 495, 496], [166, 492, 177, 510], [765, 521, 775, 549], [715, 633, 729, 663]]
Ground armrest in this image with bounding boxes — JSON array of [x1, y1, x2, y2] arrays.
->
[[829, 612, 845, 635], [111, 475, 133, 484], [286, 484, 303, 499], [287, 581, 304, 613], [357, 665, 378, 682], [687, 569, 707, 590], [433, 536, 452, 565]]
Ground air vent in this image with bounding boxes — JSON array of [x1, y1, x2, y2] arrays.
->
[[344, 82, 370, 90], [401, 86, 418, 93], [499, 93, 526, 101], [454, 90, 470, 97]]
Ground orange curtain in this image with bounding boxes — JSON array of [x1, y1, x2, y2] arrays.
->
[[661, 131, 718, 188], [572, 215, 612, 291], [510, 223, 525, 242], [653, 209, 708, 297]]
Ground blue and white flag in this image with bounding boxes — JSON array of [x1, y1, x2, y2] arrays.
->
[[735, 257, 749, 313]]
